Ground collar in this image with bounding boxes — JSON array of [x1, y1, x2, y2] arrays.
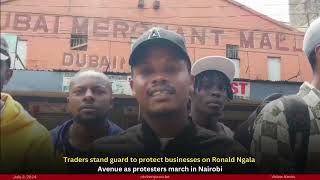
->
[[302, 81, 316, 89], [298, 82, 320, 118], [141, 119, 197, 154], [66, 118, 112, 135], [59, 119, 112, 146]]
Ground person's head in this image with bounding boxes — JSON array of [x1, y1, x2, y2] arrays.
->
[[190, 56, 235, 116], [129, 27, 192, 117], [303, 17, 320, 73], [67, 70, 113, 125], [0, 36, 13, 91]]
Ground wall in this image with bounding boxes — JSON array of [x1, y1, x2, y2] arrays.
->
[[0, 0, 312, 82]]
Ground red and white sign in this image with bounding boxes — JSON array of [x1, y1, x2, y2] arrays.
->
[[231, 81, 250, 99]]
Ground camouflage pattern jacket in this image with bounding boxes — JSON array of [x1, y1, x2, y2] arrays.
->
[[251, 82, 320, 173]]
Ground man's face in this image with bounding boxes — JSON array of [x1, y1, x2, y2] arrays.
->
[[192, 71, 228, 116], [0, 62, 12, 92], [130, 46, 192, 116], [68, 76, 113, 125]]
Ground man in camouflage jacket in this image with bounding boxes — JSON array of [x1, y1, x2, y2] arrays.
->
[[251, 17, 320, 173]]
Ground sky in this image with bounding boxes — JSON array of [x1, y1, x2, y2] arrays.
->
[[234, 0, 290, 23]]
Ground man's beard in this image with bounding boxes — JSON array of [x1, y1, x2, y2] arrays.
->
[[74, 114, 107, 126], [150, 110, 175, 117], [145, 108, 186, 122]]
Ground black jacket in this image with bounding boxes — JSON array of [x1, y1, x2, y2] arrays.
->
[[90, 120, 255, 173], [93, 120, 246, 157]]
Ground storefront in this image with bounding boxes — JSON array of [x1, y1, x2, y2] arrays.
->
[[4, 70, 302, 130]]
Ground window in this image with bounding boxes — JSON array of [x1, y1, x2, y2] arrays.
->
[[138, 0, 144, 8], [70, 34, 87, 51], [231, 59, 240, 79], [226, 44, 240, 78], [268, 57, 281, 81], [15, 40, 27, 69], [226, 44, 239, 59]]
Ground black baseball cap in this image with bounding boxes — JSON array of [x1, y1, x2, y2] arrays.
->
[[129, 27, 191, 68]]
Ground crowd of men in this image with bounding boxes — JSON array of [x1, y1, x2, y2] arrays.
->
[[1, 17, 320, 174]]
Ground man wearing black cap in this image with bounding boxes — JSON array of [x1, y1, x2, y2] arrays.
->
[[190, 56, 235, 139], [93, 27, 248, 162], [251, 17, 320, 173], [89, 28, 252, 172]]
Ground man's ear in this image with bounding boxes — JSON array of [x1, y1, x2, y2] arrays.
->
[[130, 79, 136, 96], [316, 45, 320, 58]]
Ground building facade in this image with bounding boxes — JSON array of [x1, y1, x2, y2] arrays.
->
[[1, 0, 311, 81], [0, 0, 311, 130]]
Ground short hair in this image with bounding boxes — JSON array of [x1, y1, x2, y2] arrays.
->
[[194, 70, 233, 100], [308, 49, 317, 72], [130, 40, 191, 77], [69, 69, 112, 90]]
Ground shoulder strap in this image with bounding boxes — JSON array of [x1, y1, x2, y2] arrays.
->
[[281, 95, 310, 172]]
